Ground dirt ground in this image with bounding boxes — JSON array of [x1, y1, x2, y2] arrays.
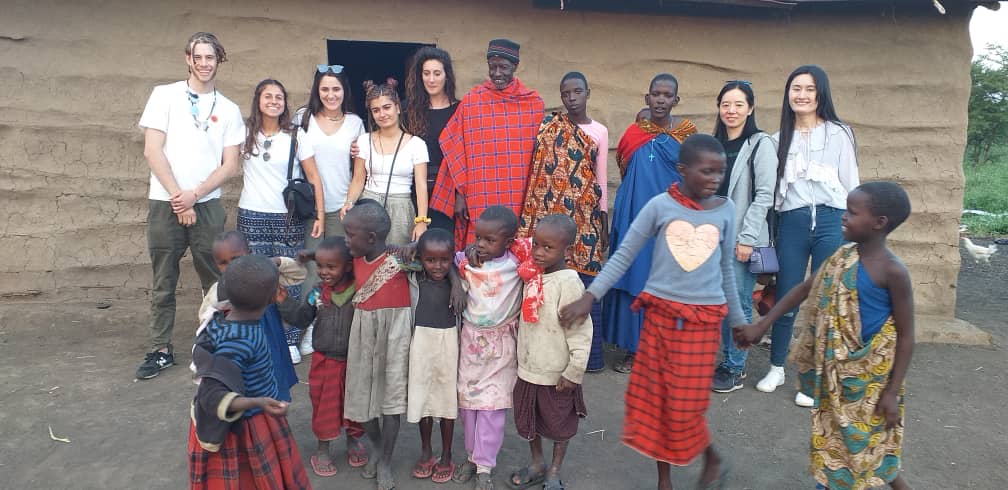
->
[[0, 242, 1005, 490]]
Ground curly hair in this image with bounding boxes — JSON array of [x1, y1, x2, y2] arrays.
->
[[404, 47, 458, 137], [185, 32, 227, 63]]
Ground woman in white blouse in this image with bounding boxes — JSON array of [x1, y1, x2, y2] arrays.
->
[[237, 78, 323, 265], [756, 65, 859, 407], [343, 78, 430, 245]]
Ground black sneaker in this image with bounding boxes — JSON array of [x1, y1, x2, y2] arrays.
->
[[711, 365, 744, 393], [136, 348, 175, 379]]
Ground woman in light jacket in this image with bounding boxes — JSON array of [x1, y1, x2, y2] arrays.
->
[[710, 80, 777, 394]]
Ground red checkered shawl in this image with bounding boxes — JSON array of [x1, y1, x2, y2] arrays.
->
[[431, 78, 544, 247]]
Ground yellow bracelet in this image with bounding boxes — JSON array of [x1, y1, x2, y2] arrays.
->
[[414, 216, 432, 224]]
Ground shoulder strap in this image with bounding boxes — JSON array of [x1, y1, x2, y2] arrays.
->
[[286, 128, 299, 182], [747, 134, 779, 245]]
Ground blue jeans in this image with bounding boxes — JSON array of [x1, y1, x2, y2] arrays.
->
[[770, 205, 845, 366], [720, 257, 756, 374]]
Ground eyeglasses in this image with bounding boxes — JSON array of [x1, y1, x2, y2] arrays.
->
[[317, 64, 345, 74], [262, 138, 272, 162], [725, 80, 752, 87]]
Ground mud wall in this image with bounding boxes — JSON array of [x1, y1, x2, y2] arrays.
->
[[0, 0, 970, 322]]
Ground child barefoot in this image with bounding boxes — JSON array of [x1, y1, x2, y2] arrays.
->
[[509, 215, 591, 490], [406, 228, 466, 483], [188, 255, 311, 489], [342, 200, 413, 490], [734, 182, 915, 490], [452, 205, 529, 490], [284, 237, 370, 477], [562, 134, 743, 490]]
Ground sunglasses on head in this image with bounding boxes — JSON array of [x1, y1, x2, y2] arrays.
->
[[317, 64, 345, 74], [726, 80, 752, 87]]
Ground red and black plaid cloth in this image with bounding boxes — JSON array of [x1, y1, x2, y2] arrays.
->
[[622, 292, 727, 465], [188, 412, 311, 489], [430, 78, 544, 247], [309, 352, 365, 441]]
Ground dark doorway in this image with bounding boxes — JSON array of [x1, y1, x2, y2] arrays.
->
[[326, 40, 434, 123]]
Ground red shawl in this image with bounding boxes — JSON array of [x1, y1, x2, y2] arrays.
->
[[615, 118, 697, 178], [431, 78, 545, 248]]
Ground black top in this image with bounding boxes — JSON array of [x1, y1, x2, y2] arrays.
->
[[414, 276, 456, 329], [422, 103, 459, 198], [716, 136, 746, 197]]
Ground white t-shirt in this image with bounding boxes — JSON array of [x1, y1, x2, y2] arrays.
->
[[356, 133, 429, 196], [296, 111, 365, 212], [238, 129, 316, 214], [138, 81, 245, 202]]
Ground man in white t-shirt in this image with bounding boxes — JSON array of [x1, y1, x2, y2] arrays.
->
[[135, 32, 245, 380]]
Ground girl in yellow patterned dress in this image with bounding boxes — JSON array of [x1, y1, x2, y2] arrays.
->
[[735, 181, 915, 490]]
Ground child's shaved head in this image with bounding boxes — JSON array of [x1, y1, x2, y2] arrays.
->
[[214, 230, 250, 253], [346, 199, 392, 240], [478, 205, 519, 238], [536, 214, 577, 246], [221, 255, 278, 311]]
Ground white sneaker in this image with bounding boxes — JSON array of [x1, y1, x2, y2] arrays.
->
[[299, 324, 315, 356], [795, 391, 814, 407], [288, 345, 302, 365], [756, 366, 786, 393]]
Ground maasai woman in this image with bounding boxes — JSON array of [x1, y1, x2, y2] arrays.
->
[[519, 71, 609, 372], [604, 73, 696, 373]]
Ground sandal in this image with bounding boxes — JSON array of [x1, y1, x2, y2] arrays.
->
[[476, 472, 495, 490], [347, 438, 369, 468], [361, 460, 377, 480], [614, 354, 634, 373], [309, 454, 338, 477], [507, 465, 546, 489], [432, 460, 455, 484], [452, 460, 477, 483], [544, 478, 566, 490], [411, 457, 437, 479]]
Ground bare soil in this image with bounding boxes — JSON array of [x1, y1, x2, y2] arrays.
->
[[0, 243, 1004, 489]]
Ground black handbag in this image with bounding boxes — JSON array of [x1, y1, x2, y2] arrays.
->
[[282, 130, 316, 220], [746, 138, 780, 274]]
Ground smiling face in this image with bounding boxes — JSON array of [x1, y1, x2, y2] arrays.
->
[[318, 75, 345, 113], [560, 78, 589, 116], [368, 94, 400, 130], [422, 59, 447, 98], [531, 224, 571, 274], [487, 56, 517, 90], [419, 240, 454, 281], [258, 84, 286, 120], [788, 73, 819, 117], [186, 42, 219, 84], [718, 88, 752, 134], [678, 150, 727, 200], [473, 219, 514, 261], [315, 247, 352, 288], [646, 79, 679, 122], [842, 189, 885, 242]]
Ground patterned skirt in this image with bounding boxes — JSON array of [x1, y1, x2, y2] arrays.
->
[[622, 293, 726, 465], [237, 208, 305, 259], [188, 412, 311, 490], [309, 353, 365, 441]]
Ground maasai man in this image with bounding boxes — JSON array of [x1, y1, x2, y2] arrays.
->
[[519, 71, 609, 372], [605, 73, 697, 373], [431, 38, 544, 248]]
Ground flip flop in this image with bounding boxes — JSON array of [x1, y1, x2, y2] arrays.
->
[[507, 465, 546, 489], [347, 438, 369, 468], [411, 457, 437, 479], [310, 455, 338, 477], [452, 460, 477, 483], [544, 478, 566, 490], [476, 472, 495, 490], [431, 460, 455, 484]]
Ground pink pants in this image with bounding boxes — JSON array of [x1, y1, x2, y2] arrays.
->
[[460, 408, 507, 472]]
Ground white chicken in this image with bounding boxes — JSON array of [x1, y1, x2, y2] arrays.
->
[[961, 236, 998, 264]]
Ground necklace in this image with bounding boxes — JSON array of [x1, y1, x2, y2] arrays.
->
[[322, 110, 344, 122], [186, 82, 217, 132]]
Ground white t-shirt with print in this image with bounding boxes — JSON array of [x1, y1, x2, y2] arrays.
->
[[138, 81, 245, 202], [238, 129, 316, 214], [356, 133, 429, 196], [297, 111, 364, 212]]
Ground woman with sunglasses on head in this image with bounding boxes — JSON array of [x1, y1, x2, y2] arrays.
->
[[238, 78, 323, 266], [294, 65, 366, 296], [756, 65, 859, 407], [404, 47, 459, 233], [709, 80, 778, 394], [343, 78, 430, 245]]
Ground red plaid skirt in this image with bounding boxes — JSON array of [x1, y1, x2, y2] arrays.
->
[[309, 352, 365, 441], [622, 293, 726, 465], [188, 412, 311, 490]]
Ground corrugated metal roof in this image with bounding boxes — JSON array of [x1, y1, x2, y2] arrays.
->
[[533, 0, 999, 16]]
